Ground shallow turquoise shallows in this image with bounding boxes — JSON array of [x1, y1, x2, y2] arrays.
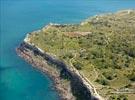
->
[[0, 0, 135, 100]]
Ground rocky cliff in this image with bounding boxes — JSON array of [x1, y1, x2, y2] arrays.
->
[[17, 41, 99, 100]]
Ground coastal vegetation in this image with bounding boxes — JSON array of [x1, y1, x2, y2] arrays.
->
[[27, 10, 135, 99]]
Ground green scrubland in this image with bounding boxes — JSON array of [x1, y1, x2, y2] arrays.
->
[[29, 10, 135, 99]]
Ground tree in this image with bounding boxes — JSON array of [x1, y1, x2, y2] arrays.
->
[[73, 61, 83, 70], [128, 72, 135, 81], [95, 78, 109, 85]]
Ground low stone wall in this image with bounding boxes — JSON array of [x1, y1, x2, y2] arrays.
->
[[17, 41, 98, 100]]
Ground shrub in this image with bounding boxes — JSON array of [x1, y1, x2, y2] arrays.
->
[[95, 78, 109, 85], [125, 47, 135, 58], [128, 48, 135, 58], [73, 61, 83, 70], [102, 71, 115, 80], [127, 72, 135, 81], [63, 52, 73, 59], [110, 95, 128, 100], [103, 73, 112, 80], [91, 49, 103, 58]]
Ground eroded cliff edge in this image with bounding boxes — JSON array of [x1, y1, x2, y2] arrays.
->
[[16, 41, 99, 100]]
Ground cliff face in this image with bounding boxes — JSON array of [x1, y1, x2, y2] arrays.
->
[[17, 42, 98, 100]]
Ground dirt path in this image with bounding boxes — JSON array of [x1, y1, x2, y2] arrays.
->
[[69, 53, 104, 100]]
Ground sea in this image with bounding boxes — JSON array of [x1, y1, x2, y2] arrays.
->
[[0, 0, 135, 100]]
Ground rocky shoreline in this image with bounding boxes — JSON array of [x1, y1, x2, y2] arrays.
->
[[16, 43, 75, 100], [16, 41, 99, 100]]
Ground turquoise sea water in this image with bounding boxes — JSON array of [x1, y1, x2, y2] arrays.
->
[[0, 0, 135, 100]]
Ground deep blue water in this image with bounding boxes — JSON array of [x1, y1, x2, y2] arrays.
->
[[0, 0, 135, 100]]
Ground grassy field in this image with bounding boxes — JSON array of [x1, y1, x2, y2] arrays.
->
[[28, 10, 135, 99]]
